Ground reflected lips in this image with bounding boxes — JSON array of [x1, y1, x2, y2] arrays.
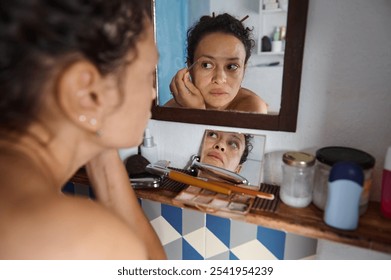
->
[[209, 89, 227, 96], [206, 151, 223, 164]]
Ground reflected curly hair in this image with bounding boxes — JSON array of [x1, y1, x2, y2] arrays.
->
[[186, 13, 255, 65], [240, 134, 254, 165], [0, 0, 149, 136]]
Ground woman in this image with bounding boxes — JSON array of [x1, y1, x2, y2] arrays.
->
[[0, 0, 165, 259], [200, 130, 253, 174], [165, 13, 268, 113]]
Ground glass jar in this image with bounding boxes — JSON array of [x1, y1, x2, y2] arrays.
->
[[312, 146, 375, 215], [280, 152, 316, 208]]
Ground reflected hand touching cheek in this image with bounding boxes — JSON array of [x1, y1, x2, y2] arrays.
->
[[166, 64, 206, 109], [164, 13, 268, 113]]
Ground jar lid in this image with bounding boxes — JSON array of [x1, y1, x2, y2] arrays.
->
[[283, 152, 315, 167], [316, 146, 375, 169]]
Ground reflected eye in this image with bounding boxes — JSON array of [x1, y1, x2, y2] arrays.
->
[[227, 64, 239, 71], [228, 140, 240, 150], [200, 61, 214, 70], [207, 131, 218, 138]]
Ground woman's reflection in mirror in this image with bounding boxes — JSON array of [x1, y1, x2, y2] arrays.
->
[[200, 130, 253, 176], [164, 13, 268, 113]]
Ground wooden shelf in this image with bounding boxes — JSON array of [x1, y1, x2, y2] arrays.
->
[[70, 169, 391, 254]]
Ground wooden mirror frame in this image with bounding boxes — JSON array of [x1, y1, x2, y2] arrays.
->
[[150, 0, 309, 132]]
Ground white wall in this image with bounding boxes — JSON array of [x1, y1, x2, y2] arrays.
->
[[147, 0, 391, 258], [151, 0, 391, 200]]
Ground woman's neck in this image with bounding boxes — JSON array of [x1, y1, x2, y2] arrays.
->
[[0, 124, 96, 192]]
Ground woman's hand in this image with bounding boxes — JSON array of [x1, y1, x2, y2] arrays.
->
[[169, 68, 206, 109], [86, 149, 167, 259], [85, 149, 122, 206]]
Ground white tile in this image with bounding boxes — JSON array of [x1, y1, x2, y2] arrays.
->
[[183, 228, 206, 258], [231, 239, 277, 260], [205, 229, 229, 259], [150, 216, 181, 246]]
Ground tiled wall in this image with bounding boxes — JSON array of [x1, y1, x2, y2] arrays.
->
[[141, 199, 316, 260], [64, 183, 317, 260]]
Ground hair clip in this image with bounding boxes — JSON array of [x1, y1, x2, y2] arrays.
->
[[240, 15, 249, 23]]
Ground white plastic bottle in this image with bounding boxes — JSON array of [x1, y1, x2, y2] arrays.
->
[[140, 128, 158, 164]]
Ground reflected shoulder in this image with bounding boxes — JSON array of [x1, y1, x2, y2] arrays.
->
[[231, 87, 269, 114]]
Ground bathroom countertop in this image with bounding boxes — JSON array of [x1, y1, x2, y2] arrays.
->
[[70, 169, 391, 254]]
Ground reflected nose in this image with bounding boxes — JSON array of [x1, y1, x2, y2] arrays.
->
[[212, 68, 227, 84], [213, 143, 225, 152]]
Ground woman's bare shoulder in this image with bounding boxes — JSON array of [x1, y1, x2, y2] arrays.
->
[[0, 195, 147, 259]]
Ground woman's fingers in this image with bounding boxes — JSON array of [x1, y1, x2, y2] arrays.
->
[[169, 68, 206, 109]]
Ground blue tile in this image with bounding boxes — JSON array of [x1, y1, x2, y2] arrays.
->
[[62, 182, 75, 194], [162, 204, 182, 235], [183, 239, 204, 260], [87, 186, 95, 199], [206, 214, 230, 248], [229, 251, 239, 260], [256, 226, 286, 260]]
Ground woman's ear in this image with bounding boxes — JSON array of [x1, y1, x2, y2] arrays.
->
[[56, 61, 105, 133]]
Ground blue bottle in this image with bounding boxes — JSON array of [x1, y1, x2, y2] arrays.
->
[[324, 161, 364, 230]]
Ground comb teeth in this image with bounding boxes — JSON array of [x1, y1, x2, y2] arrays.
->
[[160, 168, 193, 192], [252, 183, 280, 212]]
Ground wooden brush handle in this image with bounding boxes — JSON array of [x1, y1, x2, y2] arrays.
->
[[168, 170, 231, 195], [207, 180, 275, 200]]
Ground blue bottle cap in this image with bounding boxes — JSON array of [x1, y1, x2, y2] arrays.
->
[[328, 161, 364, 186]]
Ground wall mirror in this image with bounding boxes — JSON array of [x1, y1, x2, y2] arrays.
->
[[150, 0, 308, 131]]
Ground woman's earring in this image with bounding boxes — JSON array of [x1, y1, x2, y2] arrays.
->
[[78, 115, 101, 136], [89, 118, 97, 126], [78, 115, 87, 122]]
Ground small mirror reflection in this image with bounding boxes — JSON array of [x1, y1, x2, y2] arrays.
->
[[197, 129, 265, 186]]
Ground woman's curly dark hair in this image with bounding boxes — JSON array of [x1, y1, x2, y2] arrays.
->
[[240, 134, 254, 165], [0, 0, 148, 136], [186, 13, 255, 65]]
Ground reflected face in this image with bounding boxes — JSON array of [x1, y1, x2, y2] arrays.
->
[[200, 130, 246, 173], [191, 32, 246, 110]]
